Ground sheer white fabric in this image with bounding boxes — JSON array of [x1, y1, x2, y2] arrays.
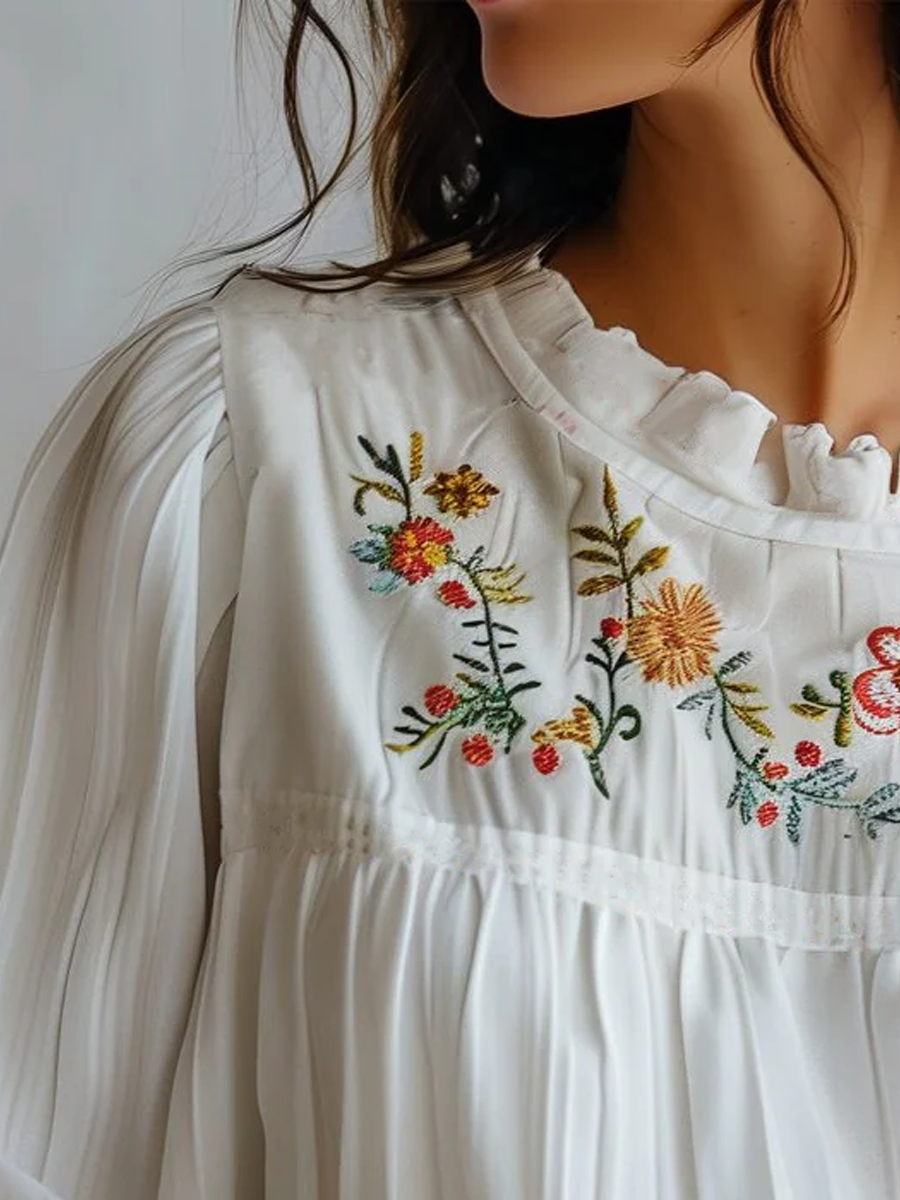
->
[[1, 263, 900, 1200]]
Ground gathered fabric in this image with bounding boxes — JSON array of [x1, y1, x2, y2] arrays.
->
[[1, 260, 899, 1198]]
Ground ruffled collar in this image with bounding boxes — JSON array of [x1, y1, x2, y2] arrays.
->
[[458, 255, 900, 529]]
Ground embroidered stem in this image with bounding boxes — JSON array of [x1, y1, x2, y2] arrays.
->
[[459, 553, 507, 696], [714, 673, 859, 814]]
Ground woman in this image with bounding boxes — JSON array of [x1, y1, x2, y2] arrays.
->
[[1, 0, 899, 1196]]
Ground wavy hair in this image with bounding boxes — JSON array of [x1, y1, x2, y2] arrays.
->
[[166, 0, 900, 337]]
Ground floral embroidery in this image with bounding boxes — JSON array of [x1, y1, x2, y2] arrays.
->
[[350, 435, 900, 843], [851, 627, 900, 735], [790, 667, 855, 746], [792, 627, 900, 741], [532, 464, 900, 845], [626, 578, 723, 687], [423, 464, 500, 518], [531, 466, 670, 796], [349, 432, 540, 769], [673, 658, 899, 846]]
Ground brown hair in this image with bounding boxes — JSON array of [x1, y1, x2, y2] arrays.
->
[[166, 0, 900, 338]]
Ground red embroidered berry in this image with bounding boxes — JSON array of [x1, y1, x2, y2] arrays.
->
[[462, 734, 494, 767], [762, 760, 789, 781], [424, 684, 460, 718], [757, 800, 780, 828], [437, 580, 477, 610], [600, 617, 624, 641], [795, 740, 822, 768], [532, 743, 561, 775]]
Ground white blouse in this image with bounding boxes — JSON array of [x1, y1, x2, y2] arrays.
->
[[2, 256, 900, 1200]]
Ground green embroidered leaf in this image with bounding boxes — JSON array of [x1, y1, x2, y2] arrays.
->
[[859, 782, 900, 818], [350, 476, 405, 510], [400, 705, 430, 723], [703, 702, 716, 742], [506, 679, 541, 699], [632, 546, 670, 577], [730, 704, 774, 739], [578, 575, 623, 596], [492, 621, 519, 634], [602, 466, 620, 523], [859, 784, 900, 839], [453, 653, 490, 673], [409, 431, 424, 482], [800, 683, 830, 705], [369, 571, 403, 594], [573, 549, 619, 566], [730, 768, 765, 824], [357, 435, 390, 471], [572, 524, 615, 546], [726, 772, 742, 811], [612, 650, 630, 673], [419, 729, 451, 770], [676, 688, 718, 711], [349, 535, 388, 565], [454, 672, 490, 692], [790, 702, 829, 720], [503, 662, 526, 674], [587, 751, 610, 798], [475, 565, 532, 605], [835, 705, 854, 749], [785, 798, 803, 846], [789, 758, 857, 801], [738, 785, 757, 826], [620, 516, 643, 545], [719, 651, 754, 676], [385, 442, 404, 478], [723, 681, 760, 695]]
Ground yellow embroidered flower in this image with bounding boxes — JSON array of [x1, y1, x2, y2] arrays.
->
[[626, 578, 722, 687], [423, 464, 500, 519], [532, 705, 599, 750]]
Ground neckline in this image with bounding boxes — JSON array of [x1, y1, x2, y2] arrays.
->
[[456, 254, 900, 553]]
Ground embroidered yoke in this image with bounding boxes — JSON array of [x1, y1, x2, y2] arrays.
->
[[2, 259, 900, 1200]]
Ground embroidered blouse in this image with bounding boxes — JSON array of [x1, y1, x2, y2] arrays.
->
[[1, 255, 899, 1200]]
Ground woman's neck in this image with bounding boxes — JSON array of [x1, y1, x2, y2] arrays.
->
[[546, 0, 900, 460]]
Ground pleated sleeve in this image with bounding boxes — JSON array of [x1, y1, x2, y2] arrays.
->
[[0, 296, 244, 1199]]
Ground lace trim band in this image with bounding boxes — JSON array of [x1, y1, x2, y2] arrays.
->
[[221, 791, 900, 951]]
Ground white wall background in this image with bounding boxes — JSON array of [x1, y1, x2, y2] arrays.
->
[[0, 0, 379, 532]]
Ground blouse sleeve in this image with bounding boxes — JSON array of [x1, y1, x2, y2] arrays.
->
[[0, 296, 243, 1199]]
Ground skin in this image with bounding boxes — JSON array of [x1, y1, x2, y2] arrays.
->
[[468, 0, 900, 472]]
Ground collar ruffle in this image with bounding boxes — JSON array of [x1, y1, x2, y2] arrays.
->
[[492, 258, 900, 523]]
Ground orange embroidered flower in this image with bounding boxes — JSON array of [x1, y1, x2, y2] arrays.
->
[[626, 578, 722, 688], [532, 705, 599, 750], [423, 464, 500, 519], [852, 627, 900, 735], [389, 517, 453, 583]]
